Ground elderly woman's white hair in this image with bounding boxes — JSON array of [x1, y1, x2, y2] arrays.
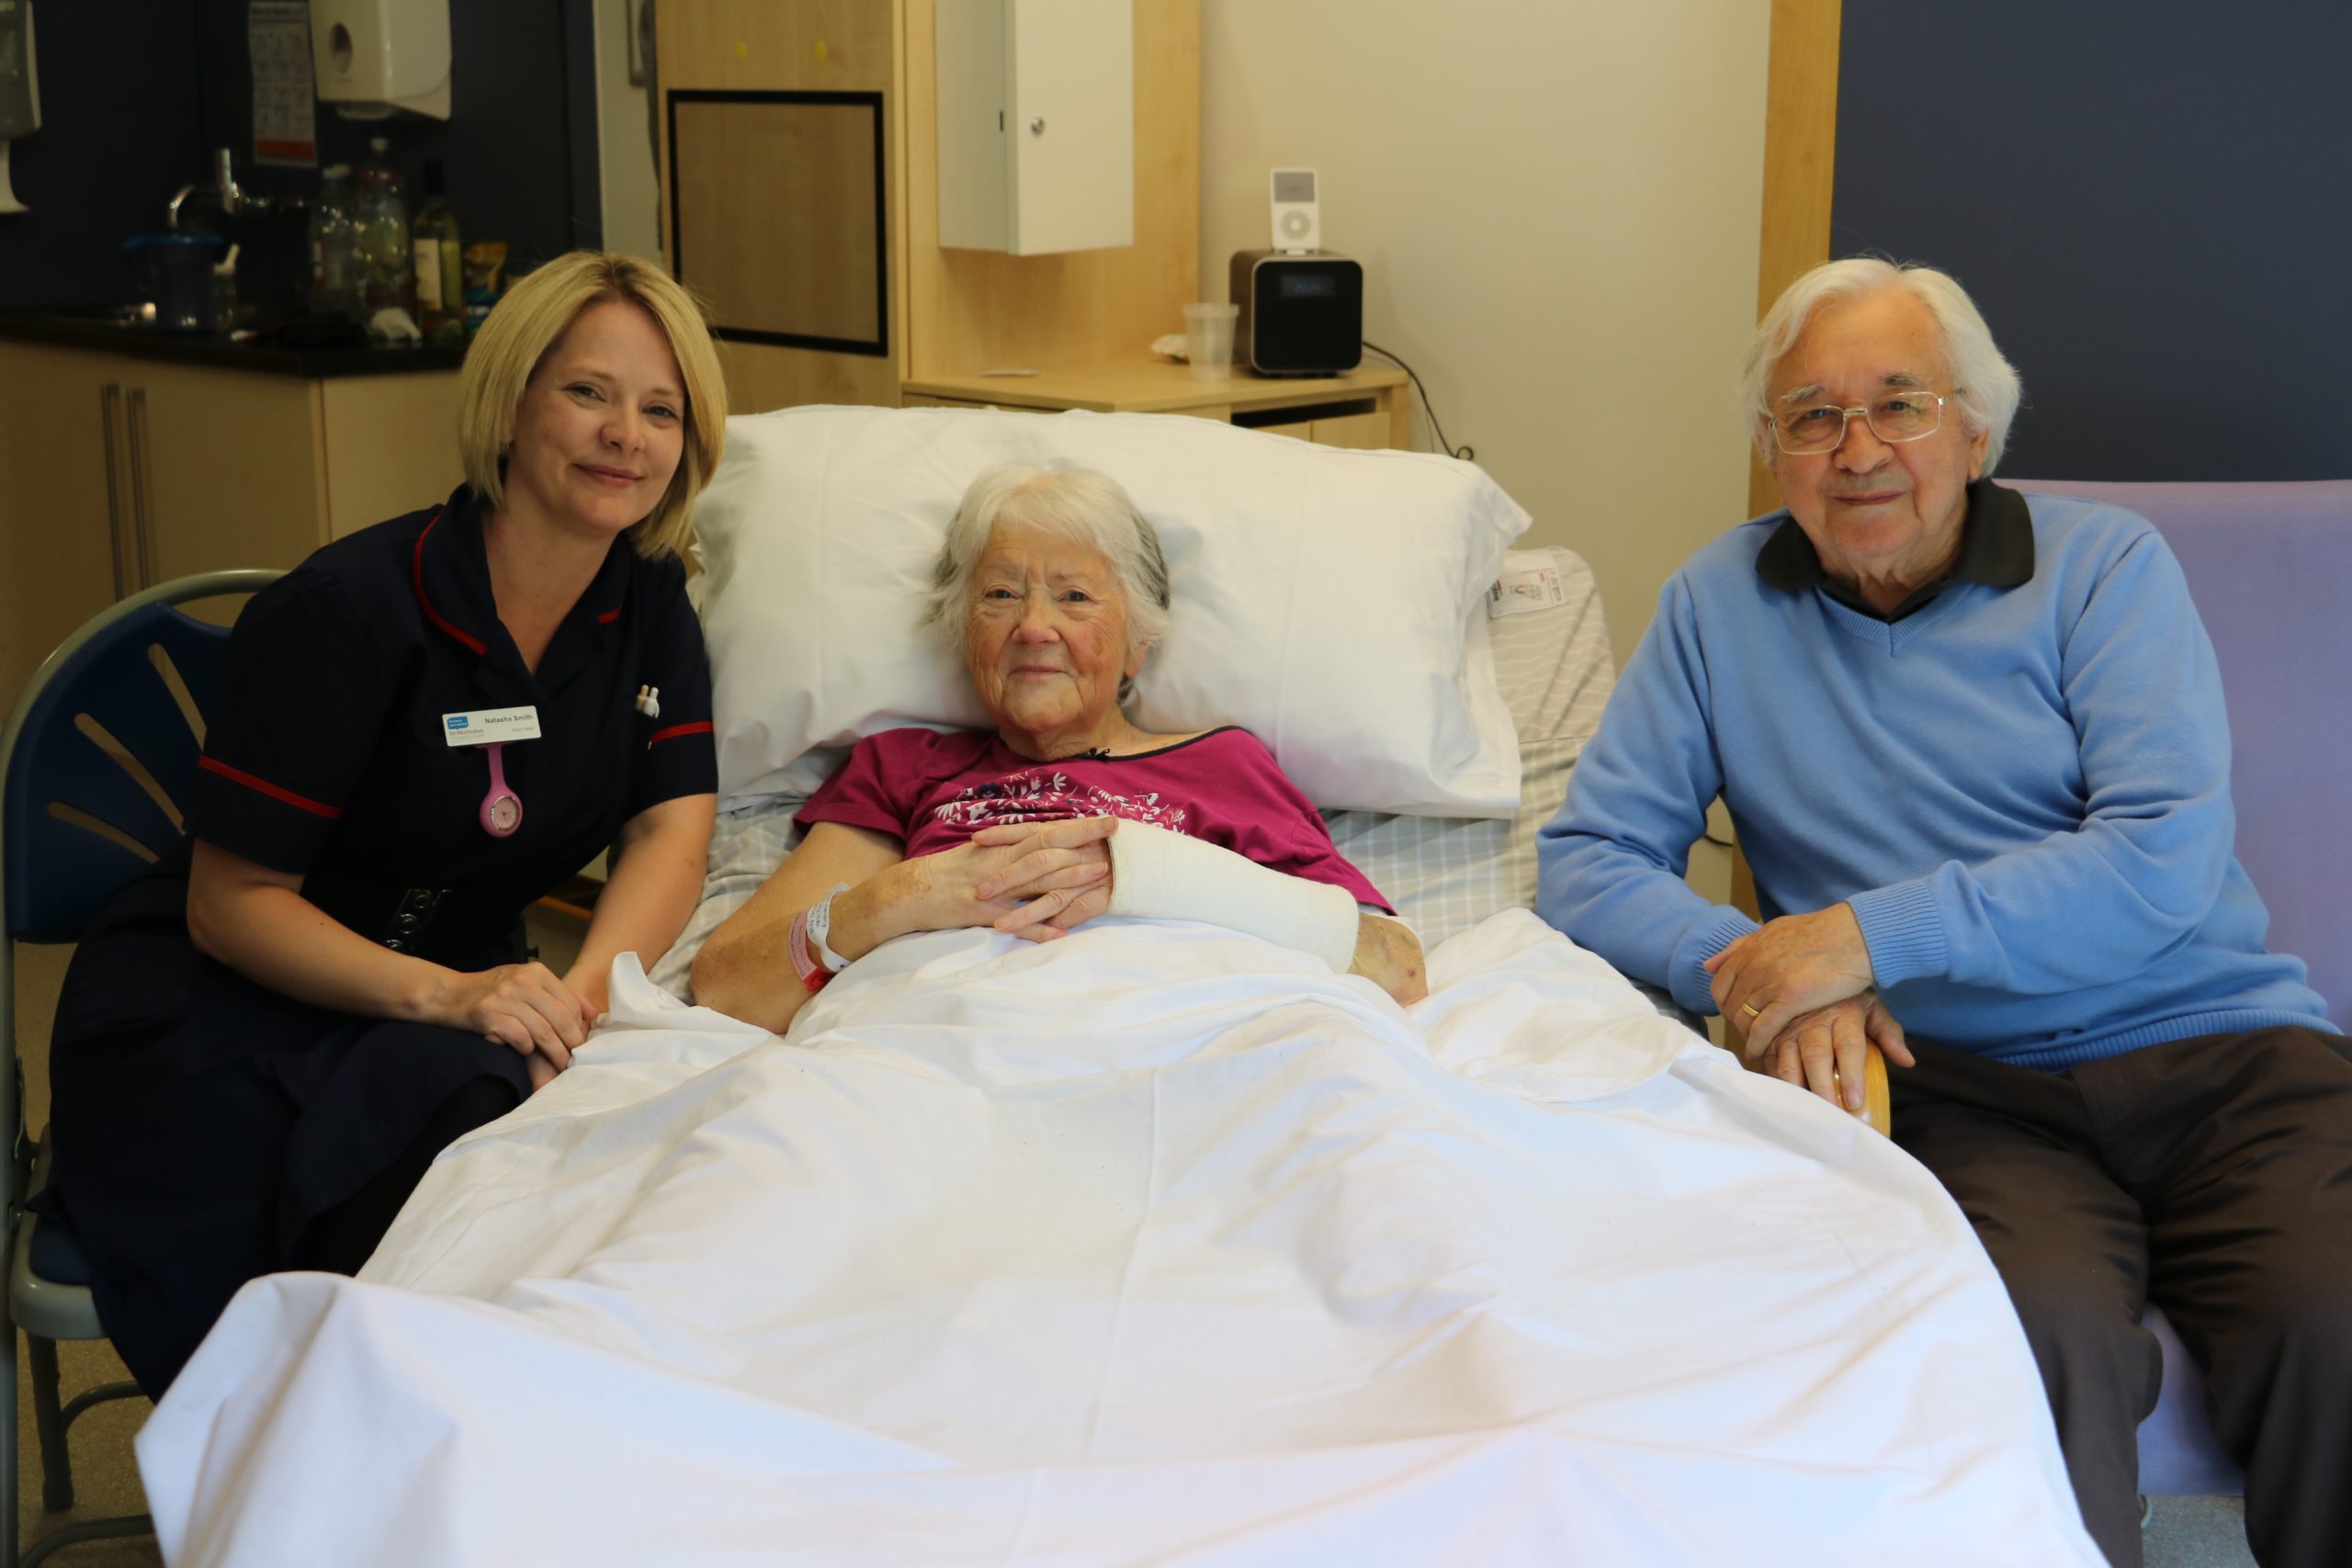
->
[[924, 462, 1173, 693], [1740, 257, 2024, 473]]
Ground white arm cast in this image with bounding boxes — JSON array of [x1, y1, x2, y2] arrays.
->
[[1104, 819, 1360, 972]]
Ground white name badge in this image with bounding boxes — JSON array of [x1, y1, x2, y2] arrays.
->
[[441, 705, 543, 747]]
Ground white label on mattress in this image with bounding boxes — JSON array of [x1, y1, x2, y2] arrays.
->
[[442, 705, 543, 746], [1488, 557, 1566, 618]]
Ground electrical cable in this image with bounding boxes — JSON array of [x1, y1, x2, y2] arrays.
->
[[1359, 340, 1472, 461]]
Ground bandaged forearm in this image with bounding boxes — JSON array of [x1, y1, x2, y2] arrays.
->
[[1104, 819, 1360, 972]]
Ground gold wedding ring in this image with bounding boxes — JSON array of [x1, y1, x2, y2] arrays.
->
[[1740, 1001, 1763, 1019]]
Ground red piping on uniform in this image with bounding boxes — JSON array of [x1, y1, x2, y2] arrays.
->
[[648, 721, 713, 747], [198, 757, 344, 818], [598, 607, 623, 625], [412, 511, 488, 655]]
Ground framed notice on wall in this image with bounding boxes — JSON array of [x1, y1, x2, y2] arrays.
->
[[666, 89, 889, 358], [248, 0, 317, 167]]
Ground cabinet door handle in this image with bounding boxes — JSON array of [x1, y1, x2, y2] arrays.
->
[[127, 386, 158, 592], [99, 383, 129, 601]]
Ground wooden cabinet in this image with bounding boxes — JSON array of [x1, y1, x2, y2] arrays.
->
[[120, 359, 331, 590], [0, 339, 462, 710], [656, 0, 1202, 414], [0, 344, 129, 710], [934, 0, 1135, 255]]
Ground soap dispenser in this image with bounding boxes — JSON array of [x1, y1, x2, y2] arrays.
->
[[311, 0, 451, 121]]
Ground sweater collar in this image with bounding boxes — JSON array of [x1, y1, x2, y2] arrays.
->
[[1755, 479, 2035, 622]]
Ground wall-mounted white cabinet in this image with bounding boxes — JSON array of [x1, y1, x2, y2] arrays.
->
[[935, 0, 1134, 256]]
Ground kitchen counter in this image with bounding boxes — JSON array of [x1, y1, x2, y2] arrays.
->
[[0, 310, 466, 378]]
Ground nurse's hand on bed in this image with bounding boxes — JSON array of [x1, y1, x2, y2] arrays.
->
[[1703, 903, 1876, 1058], [1758, 990, 1913, 1114], [439, 961, 598, 1079]]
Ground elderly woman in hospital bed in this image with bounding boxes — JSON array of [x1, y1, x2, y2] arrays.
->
[[130, 410, 2113, 1568], [691, 462, 1428, 1030]]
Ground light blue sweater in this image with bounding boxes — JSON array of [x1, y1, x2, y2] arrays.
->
[[1538, 491, 2332, 1070]]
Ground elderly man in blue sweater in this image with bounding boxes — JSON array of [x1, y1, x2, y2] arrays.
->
[[1539, 257, 2346, 1568]]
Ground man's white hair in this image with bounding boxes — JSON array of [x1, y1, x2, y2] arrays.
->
[[1740, 257, 2023, 473], [924, 462, 1172, 685]]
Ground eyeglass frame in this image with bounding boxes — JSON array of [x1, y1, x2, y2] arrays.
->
[[1766, 389, 1953, 456]]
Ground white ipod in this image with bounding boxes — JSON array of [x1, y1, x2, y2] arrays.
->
[[1270, 167, 1320, 254]]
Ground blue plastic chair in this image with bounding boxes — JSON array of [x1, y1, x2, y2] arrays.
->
[[1, 570, 281, 1568]]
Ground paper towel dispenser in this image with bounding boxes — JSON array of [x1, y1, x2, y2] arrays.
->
[[311, 0, 450, 121]]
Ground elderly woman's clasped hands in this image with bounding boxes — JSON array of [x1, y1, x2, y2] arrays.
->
[[1703, 902, 1916, 1114], [959, 817, 1118, 938]]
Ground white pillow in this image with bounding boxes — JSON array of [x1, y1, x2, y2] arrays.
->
[[690, 405, 1528, 816]]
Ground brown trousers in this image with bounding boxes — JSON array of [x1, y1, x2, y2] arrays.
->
[[1891, 1026, 2352, 1568]]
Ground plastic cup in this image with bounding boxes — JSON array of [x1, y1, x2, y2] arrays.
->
[[1183, 302, 1238, 381]]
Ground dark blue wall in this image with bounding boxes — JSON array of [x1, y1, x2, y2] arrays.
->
[[1832, 3, 2352, 481], [0, 3, 206, 308], [1, 0, 600, 311]]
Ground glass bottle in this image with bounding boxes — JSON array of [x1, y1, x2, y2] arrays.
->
[[310, 164, 363, 321], [411, 158, 462, 338], [356, 136, 413, 331]]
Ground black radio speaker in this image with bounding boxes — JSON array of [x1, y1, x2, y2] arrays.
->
[[1229, 250, 1363, 378]]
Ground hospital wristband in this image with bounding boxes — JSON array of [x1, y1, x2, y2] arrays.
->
[[787, 885, 853, 994], [806, 883, 851, 972]]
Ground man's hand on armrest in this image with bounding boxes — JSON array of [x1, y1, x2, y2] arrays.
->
[[1757, 989, 1912, 1118], [1703, 903, 1876, 1056]]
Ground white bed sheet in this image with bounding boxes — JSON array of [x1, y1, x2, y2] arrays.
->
[[139, 913, 2098, 1567]]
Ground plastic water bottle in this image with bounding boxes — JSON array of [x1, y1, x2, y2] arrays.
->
[[356, 138, 413, 331], [309, 164, 363, 321]]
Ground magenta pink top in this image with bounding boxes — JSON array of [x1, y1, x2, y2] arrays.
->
[[797, 725, 1391, 911]]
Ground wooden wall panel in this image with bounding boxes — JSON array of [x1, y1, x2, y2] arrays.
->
[[672, 97, 885, 346], [902, 0, 1198, 379], [1747, 0, 1841, 519], [717, 338, 899, 414], [655, 0, 1198, 407], [657, 0, 905, 412], [657, 1, 894, 94]]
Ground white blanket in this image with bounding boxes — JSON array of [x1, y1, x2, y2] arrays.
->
[[139, 913, 2101, 1567]]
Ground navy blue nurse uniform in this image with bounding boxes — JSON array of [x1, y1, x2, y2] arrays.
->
[[40, 483, 718, 1394]]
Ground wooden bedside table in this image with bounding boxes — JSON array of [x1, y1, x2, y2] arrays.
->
[[900, 357, 1413, 450]]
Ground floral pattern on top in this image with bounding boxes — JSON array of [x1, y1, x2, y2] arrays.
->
[[932, 771, 1192, 835]]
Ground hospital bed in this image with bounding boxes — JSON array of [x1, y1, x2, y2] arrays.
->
[[130, 408, 2105, 1567]]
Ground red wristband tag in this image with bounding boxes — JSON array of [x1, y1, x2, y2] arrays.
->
[[787, 908, 832, 994]]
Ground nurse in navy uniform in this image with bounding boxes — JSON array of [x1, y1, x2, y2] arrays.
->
[[39, 251, 727, 1394]]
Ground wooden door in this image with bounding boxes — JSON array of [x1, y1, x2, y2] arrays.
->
[[126, 360, 329, 585], [318, 372, 465, 538], [0, 344, 134, 709], [1004, 0, 1134, 254]]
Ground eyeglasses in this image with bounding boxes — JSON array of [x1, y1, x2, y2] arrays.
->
[[1770, 389, 1951, 455]]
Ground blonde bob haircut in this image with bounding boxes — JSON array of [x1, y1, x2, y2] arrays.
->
[[456, 250, 727, 560]]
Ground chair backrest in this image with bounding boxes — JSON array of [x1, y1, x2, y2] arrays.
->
[[2, 571, 285, 944], [2011, 480, 2352, 1032]]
